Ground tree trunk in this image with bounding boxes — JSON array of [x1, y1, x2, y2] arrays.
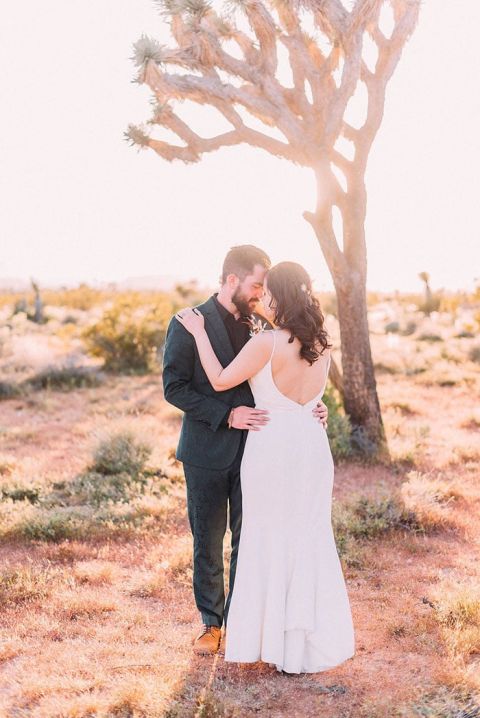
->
[[334, 273, 388, 457], [306, 166, 388, 458]]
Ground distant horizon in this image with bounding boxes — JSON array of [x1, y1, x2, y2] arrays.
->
[[0, 271, 477, 297]]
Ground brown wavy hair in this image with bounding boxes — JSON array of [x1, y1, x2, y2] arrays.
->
[[265, 262, 331, 365]]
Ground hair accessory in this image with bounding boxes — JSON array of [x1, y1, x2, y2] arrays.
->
[[300, 281, 313, 305]]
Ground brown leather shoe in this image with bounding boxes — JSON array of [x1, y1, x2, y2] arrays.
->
[[192, 625, 221, 655]]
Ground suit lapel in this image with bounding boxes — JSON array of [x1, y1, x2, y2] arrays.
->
[[199, 296, 236, 367]]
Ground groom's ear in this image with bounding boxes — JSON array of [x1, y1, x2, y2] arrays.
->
[[225, 273, 240, 290]]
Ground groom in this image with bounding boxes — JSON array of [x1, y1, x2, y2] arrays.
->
[[162, 245, 329, 655]]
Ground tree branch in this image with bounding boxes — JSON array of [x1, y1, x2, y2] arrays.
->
[[239, 0, 278, 75], [324, 32, 363, 143], [148, 99, 304, 164], [143, 59, 312, 159], [354, 0, 421, 169], [330, 148, 352, 177], [309, 0, 349, 45]]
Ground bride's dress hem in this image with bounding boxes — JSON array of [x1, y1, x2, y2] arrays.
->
[[224, 652, 355, 675]]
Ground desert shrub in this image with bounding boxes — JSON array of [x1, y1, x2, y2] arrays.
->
[[66, 471, 150, 506], [0, 478, 172, 543], [437, 378, 457, 387], [323, 387, 383, 459], [385, 321, 400, 333], [405, 687, 480, 718], [374, 361, 400, 375], [2, 501, 169, 543], [405, 366, 427, 376], [90, 431, 151, 476], [20, 508, 88, 542], [418, 298, 441, 315], [42, 285, 176, 311], [1, 485, 42, 504], [333, 495, 419, 545], [42, 284, 111, 310], [12, 298, 28, 315], [35, 432, 161, 512], [322, 385, 352, 461], [0, 381, 22, 401], [82, 299, 171, 373], [417, 333, 443, 342], [25, 365, 105, 391], [468, 345, 480, 364], [333, 494, 420, 568], [54, 432, 155, 506], [349, 425, 381, 457], [13, 504, 139, 542], [400, 320, 417, 336], [440, 348, 462, 364]]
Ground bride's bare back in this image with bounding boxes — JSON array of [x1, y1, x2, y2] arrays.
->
[[270, 329, 330, 407]]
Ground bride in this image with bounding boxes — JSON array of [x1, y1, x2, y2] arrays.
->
[[176, 261, 355, 674]]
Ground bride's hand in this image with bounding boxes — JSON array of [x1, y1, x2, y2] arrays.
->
[[175, 307, 205, 336]]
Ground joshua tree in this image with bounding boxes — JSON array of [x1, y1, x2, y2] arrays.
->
[[418, 271, 439, 316], [30, 278, 45, 324], [127, 0, 421, 456]]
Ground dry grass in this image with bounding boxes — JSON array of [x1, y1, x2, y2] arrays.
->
[[0, 565, 56, 607], [73, 560, 118, 586], [0, 292, 479, 716], [400, 470, 462, 529], [461, 414, 480, 431]]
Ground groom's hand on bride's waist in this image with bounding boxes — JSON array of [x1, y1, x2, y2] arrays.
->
[[229, 406, 270, 431], [312, 400, 329, 429]]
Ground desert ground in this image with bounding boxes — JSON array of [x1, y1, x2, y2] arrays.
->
[[0, 287, 479, 717]]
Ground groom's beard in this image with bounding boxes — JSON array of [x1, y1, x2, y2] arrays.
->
[[232, 288, 259, 317]]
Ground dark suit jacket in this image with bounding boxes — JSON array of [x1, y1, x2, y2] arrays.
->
[[162, 296, 270, 470]]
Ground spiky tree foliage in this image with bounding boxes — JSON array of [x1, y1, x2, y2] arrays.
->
[[128, 0, 421, 456]]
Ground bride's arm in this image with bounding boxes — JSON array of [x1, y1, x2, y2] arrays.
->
[[175, 309, 272, 390], [196, 330, 272, 390]]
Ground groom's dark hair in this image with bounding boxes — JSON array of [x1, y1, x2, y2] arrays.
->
[[221, 245, 271, 283]]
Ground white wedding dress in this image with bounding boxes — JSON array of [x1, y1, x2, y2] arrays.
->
[[225, 331, 355, 674]]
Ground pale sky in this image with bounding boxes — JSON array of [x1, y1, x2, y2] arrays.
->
[[1, 1, 478, 293]]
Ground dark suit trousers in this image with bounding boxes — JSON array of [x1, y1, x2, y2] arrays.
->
[[183, 433, 246, 628]]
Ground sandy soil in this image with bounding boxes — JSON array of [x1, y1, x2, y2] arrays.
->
[[0, 343, 479, 717]]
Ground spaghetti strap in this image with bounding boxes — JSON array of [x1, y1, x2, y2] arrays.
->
[[268, 330, 277, 364], [321, 350, 332, 397]]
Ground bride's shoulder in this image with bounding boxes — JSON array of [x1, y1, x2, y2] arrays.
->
[[247, 328, 275, 354], [249, 328, 275, 344]]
